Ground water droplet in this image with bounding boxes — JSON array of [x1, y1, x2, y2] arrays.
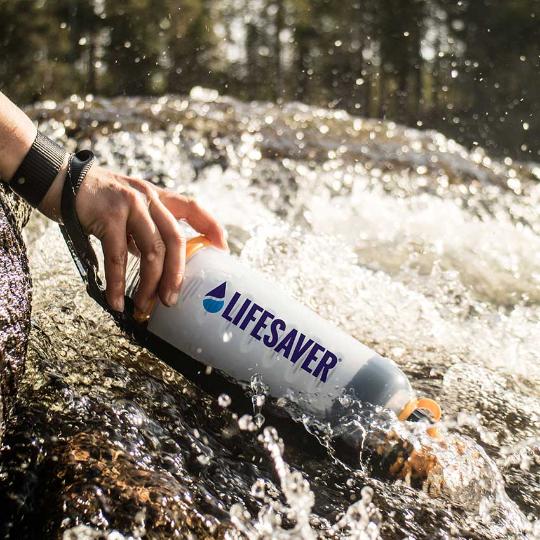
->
[[361, 486, 374, 504], [238, 414, 257, 431], [218, 393, 231, 408], [197, 454, 211, 465]]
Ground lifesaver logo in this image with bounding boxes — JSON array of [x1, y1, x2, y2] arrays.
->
[[202, 281, 338, 383], [202, 282, 227, 313]]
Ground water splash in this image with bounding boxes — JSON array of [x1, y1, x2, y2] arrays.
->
[[228, 427, 381, 540], [0, 91, 537, 539]]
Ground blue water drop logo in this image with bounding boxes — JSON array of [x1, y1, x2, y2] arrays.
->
[[203, 282, 227, 313]]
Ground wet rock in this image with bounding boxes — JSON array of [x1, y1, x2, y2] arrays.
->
[[0, 185, 31, 433]]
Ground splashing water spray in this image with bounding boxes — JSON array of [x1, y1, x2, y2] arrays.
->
[[59, 150, 443, 483]]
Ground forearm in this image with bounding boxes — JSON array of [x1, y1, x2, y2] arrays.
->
[[0, 92, 37, 182]]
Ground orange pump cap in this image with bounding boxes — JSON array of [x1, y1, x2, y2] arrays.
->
[[186, 236, 211, 259], [398, 397, 441, 422]]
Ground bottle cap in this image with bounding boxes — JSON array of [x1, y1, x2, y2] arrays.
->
[[399, 397, 442, 438]]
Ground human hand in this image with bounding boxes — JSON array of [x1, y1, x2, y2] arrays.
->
[[39, 162, 228, 315]]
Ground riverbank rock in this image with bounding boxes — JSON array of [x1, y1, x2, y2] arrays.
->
[[0, 185, 31, 435]]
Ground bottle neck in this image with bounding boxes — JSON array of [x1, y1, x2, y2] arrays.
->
[[186, 235, 212, 259]]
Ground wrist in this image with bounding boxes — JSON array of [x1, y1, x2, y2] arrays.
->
[[0, 123, 37, 183], [0, 91, 37, 182]]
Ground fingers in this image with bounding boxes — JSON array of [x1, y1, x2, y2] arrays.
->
[[127, 195, 166, 315], [147, 195, 186, 307], [102, 225, 128, 312], [86, 170, 227, 317], [158, 192, 228, 250], [127, 235, 140, 257], [130, 190, 227, 316]]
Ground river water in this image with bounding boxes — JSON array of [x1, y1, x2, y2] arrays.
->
[[0, 89, 539, 539]]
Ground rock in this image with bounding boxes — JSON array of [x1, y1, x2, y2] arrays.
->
[[0, 185, 31, 434]]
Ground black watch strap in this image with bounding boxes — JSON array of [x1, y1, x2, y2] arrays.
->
[[10, 131, 67, 207]]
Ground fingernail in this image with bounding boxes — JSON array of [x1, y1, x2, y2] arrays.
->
[[133, 308, 151, 323], [111, 296, 124, 312], [136, 297, 155, 319], [166, 290, 179, 306]]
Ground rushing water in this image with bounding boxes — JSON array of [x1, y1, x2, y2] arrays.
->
[[0, 89, 539, 539]]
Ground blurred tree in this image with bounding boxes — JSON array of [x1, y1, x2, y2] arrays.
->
[[0, 0, 74, 101], [102, 0, 166, 95], [1, 0, 539, 160], [272, 0, 285, 100], [166, 0, 218, 94], [54, 0, 102, 95], [378, 0, 425, 121]]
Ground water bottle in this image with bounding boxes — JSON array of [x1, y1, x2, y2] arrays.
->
[[56, 149, 440, 432], [127, 236, 441, 425]]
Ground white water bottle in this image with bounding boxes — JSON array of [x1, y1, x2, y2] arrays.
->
[[130, 237, 440, 424]]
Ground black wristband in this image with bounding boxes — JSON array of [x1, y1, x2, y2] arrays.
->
[[59, 149, 109, 313], [60, 150, 100, 283], [10, 131, 67, 208]]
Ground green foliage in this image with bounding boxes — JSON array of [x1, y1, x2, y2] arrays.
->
[[0, 0, 538, 159]]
